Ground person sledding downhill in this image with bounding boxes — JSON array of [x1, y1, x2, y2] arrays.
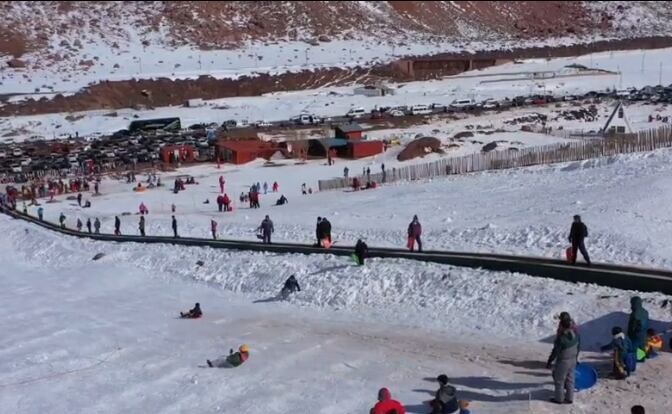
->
[[207, 344, 250, 368], [370, 387, 406, 414], [645, 328, 663, 358], [407, 215, 422, 252], [568, 215, 590, 265], [180, 303, 202, 319]]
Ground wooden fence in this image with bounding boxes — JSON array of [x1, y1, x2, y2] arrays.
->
[[318, 126, 672, 192]]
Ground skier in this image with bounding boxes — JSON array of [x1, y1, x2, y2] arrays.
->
[[407, 215, 422, 252], [280, 275, 301, 300], [59, 212, 66, 229], [272, 181, 279, 192], [37, 206, 44, 221], [86, 218, 92, 234], [627, 296, 649, 355], [211, 219, 218, 240], [207, 344, 250, 368], [77, 193, 82, 207], [219, 176, 225, 193], [172, 215, 178, 238], [94, 217, 101, 234], [315, 217, 323, 246], [263, 182, 268, 194], [354, 239, 368, 266], [257, 215, 274, 244], [430, 374, 458, 414], [180, 303, 202, 319], [371, 388, 406, 414], [138, 216, 146, 237], [547, 317, 579, 405], [76, 218, 83, 232], [568, 215, 590, 265], [114, 216, 121, 236], [601, 326, 636, 379]]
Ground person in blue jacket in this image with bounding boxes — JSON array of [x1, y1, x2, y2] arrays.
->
[[601, 326, 636, 379]]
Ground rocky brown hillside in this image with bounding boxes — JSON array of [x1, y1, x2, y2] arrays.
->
[[2, 1, 672, 59]]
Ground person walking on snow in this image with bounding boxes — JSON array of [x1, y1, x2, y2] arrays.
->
[[219, 176, 225, 193], [139, 216, 146, 237], [207, 344, 250, 368], [86, 218, 92, 234], [172, 215, 178, 238], [355, 239, 368, 266], [263, 182, 268, 194], [301, 183, 307, 195], [258, 215, 274, 244], [94, 217, 101, 234], [77, 193, 82, 207], [223, 193, 231, 212], [217, 195, 224, 212], [547, 317, 579, 405], [370, 388, 406, 414], [171, 203, 176, 213], [319, 217, 332, 246], [76, 218, 83, 232], [627, 296, 649, 355], [568, 215, 590, 265], [272, 181, 279, 192], [37, 206, 44, 221], [114, 216, 121, 236], [343, 166, 349, 178], [408, 215, 422, 252], [315, 217, 323, 246], [59, 212, 66, 229], [211, 219, 218, 240]]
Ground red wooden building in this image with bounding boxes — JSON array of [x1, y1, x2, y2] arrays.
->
[[335, 123, 364, 141], [217, 140, 280, 165], [349, 140, 384, 159]]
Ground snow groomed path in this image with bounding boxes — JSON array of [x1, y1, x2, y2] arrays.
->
[[4, 207, 672, 295]]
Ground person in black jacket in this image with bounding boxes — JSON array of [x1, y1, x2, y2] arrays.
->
[[172, 215, 179, 238], [319, 217, 332, 245], [180, 303, 202, 318], [568, 215, 590, 265], [281, 275, 301, 299], [139, 216, 146, 237], [114, 215, 121, 236], [355, 239, 368, 266], [315, 217, 323, 246]]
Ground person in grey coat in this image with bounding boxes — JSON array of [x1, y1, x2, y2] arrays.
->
[[258, 215, 274, 244], [547, 317, 579, 404]]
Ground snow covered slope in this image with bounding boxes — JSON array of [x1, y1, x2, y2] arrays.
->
[[2, 207, 672, 413]]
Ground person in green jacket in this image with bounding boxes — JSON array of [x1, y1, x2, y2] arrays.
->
[[627, 296, 649, 354], [207, 344, 249, 368]]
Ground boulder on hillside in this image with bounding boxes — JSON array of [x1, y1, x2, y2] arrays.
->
[[7, 58, 26, 68], [397, 137, 442, 161]]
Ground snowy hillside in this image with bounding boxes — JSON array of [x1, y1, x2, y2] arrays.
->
[[2, 1, 672, 98]]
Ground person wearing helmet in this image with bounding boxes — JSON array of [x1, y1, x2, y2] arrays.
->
[[180, 303, 202, 319], [371, 387, 406, 414], [207, 344, 250, 368]]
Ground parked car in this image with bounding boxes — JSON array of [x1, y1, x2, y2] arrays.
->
[[480, 99, 499, 110], [388, 109, 405, 117], [254, 120, 273, 128], [450, 98, 476, 110], [291, 114, 319, 125], [410, 104, 432, 115], [346, 107, 367, 119]]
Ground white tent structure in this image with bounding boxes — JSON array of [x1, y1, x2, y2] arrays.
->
[[602, 101, 632, 136]]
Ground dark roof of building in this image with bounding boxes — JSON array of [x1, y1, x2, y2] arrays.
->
[[335, 123, 363, 133]]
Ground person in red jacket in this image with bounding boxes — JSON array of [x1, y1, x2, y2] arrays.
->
[[222, 193, 231, 211], [371, 388, 406, 414]]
